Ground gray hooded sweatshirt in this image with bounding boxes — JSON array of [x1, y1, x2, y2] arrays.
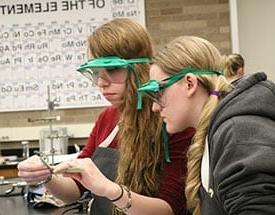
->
[[200, 72, 275, 215]]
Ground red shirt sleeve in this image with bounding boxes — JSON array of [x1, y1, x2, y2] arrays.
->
[[157, 127, 195, 215]]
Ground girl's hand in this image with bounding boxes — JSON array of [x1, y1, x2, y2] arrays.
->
[[17, 155, 52, 184], [53, 158, 115, 198]]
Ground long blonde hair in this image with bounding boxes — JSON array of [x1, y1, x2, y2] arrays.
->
[[152, 36, 232, 215], [88, 18, 164, 213]]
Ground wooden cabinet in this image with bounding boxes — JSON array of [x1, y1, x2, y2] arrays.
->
[[0, 163, 18, 178]]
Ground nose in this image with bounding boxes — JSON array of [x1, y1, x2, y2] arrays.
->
[[97, 77, 110, 88], [152, 102, 162, 112]]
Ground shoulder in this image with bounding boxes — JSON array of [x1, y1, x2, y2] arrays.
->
[[91, 106, 120, 143], [97, 106, 120, 123], [209, 115, 275, 177], [209, 73, 275, 144], [212, 115, 275, 151]]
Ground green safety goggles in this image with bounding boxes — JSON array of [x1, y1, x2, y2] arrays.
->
[[138, 66, 223, 106], [77, 56, 150, 110], [138, 66, 223, 162]]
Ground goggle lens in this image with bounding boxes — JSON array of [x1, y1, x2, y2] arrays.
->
[[143, 91, 165, 106], [80, 67, 128, 85]]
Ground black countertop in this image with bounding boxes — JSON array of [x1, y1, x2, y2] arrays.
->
[[0, 195, 87, 215]]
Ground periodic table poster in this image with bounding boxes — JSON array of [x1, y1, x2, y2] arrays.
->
[[0, 0, 145, 112]]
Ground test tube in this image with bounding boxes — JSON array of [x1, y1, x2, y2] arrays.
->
[[21, 141, 30, 159]]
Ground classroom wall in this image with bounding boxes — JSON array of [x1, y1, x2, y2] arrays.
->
[[0, 0, 231, 150], [236, 0, 275, 80], [146, 0, 230, 53]]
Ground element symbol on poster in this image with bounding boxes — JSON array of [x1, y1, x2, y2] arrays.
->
[[0, 0, 145, 112]]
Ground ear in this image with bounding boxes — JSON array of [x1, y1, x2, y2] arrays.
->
[[184, 74, 199, 97]]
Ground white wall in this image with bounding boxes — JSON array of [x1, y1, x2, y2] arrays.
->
[[0, 123, 93, 142], [230, 0, 275, 80]]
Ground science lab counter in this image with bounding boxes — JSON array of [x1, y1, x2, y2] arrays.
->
[[0, 195, 87, 215]]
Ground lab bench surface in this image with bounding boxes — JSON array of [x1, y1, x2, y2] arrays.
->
[[0, 195, 87, 215]]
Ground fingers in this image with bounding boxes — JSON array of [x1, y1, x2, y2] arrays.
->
[[18, 167, 50, 177], [23, 174, 51, 184], [17, 155, 48, 171], [53, 158, 91, 173], [52, 161, 72, 174], [18, 168, 51, 184], [62, 172, 82, 182], [17, 155, 52, 183], [50, 158, 110, 196], [53, 167, 83, 174]]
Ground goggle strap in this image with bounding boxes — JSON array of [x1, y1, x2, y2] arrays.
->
[[127, 65, 143, 110], [126, 58, 150, 64], [162, 124, 171, 163], [162, 66, 223, 89], [137, 93, 142, 110], [77, 57, 150, 72], [182, 66, 223, 75]]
